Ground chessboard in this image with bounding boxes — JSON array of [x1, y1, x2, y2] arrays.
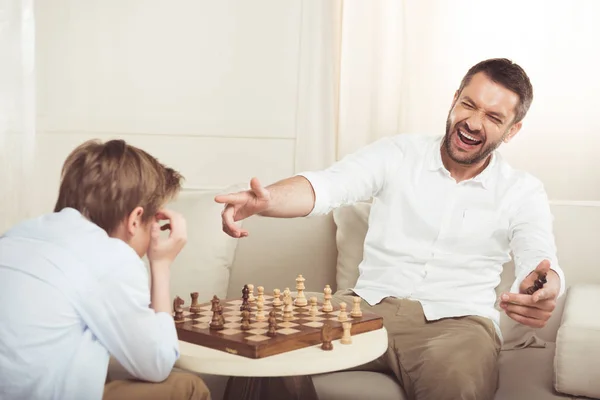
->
[[173, 278, 384, 359]]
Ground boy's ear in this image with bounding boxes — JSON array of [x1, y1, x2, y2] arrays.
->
[[126, 206, 145, 235]]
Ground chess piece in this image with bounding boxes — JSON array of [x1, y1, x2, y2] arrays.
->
[[322, 285, 333, 312], [240, 285, 250, 311], [256, 300, 265, 321], [267, 310, 278, 337], [341, 322, 352, 344], [248, 284, 255, 303], [351, 296, 362, 318], [525, 272, 548, 295], [283, 294, 293, 321], [211, 295, 220, 312], [338, 302, 348, 321], [272, 288, 282, 307], [241, 309, 251, 330], [189, 292, 201, 313], [210, 303, 224, 331], [257, 286, 265, 303], [321, 322, 333, 351], [283, 287, 291, 303], [309, 297, 318, 317], [294, 274, 308, 307], [217, 304, 225, 325], [173, 296, 185, 321]]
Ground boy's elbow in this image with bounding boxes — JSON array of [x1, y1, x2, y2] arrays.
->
[[133, 346, 179, 382]]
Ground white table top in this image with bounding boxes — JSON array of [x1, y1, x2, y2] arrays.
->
[[175, 326, 388, 377]]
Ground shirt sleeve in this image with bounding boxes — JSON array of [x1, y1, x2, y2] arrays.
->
[[508, 177, 566, 298], [78, 257, 179, 383], [297, 136, 401, 216]]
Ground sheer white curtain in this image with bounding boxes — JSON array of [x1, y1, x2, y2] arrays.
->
[[297, 0, 600, 202], [0, 0, 36, 233]]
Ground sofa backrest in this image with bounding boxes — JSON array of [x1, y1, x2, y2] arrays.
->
[[229, 201, 600, 347]]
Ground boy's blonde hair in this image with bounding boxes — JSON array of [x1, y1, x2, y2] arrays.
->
[[54, 139, 183, 233]]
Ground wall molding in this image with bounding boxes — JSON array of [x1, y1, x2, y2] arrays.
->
[[549, 200, 600, 208]]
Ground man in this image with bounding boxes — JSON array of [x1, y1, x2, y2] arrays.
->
[[0, 140, 210, 400], [215, 58, 565, 400]]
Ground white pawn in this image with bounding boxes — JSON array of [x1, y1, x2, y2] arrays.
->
[[256, 300, 265, 321], [294, 274, 307, 307], [272, 288, 282, 307], [322, 284, 333, 313], [338, 302, 348, 321], [351, 296, 362, 318], [248, 284, 255, 303], [309, 296, 318, 317], [283, 294, 293, 321], [341, 322, 352, 344], [257, 286, 265, 304]]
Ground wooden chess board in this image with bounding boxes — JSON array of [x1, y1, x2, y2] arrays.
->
[[174, 295, 384, 359]]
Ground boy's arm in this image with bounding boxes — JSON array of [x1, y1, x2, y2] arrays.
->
[[82, 262, 179, 382]]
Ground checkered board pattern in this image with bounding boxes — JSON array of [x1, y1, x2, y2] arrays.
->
[[174, 295, 384, 359]]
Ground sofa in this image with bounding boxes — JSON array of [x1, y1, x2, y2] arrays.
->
[[110, 186, 600, 399]]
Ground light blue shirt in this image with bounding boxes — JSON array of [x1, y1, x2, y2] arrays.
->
[[0, 208, 179, 400]]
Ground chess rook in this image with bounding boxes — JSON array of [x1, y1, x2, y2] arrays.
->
[[190, 292, 201, 313], [351, 296, 363, 318], [341, 322, 352, 344]]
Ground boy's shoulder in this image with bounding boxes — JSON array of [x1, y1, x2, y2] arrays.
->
[[2, 208, 145, 284]]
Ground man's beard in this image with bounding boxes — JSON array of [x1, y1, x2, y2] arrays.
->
[[443, 116, 508, 165]]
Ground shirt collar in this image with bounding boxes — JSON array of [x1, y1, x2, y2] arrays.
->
[[428, 135, 498, 189]]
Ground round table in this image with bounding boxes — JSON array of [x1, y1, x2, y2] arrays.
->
[[175, 326, 388, 399]]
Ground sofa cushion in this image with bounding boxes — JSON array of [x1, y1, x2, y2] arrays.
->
[[553, 284, 600, 398], [163, 184, 246, 303], [332, 202, 543, 350]]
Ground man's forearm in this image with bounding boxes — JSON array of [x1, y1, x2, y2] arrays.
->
[[149, 265, 171, 314], [259, 175, 316, 218]]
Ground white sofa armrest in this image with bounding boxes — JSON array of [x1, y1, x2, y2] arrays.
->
[[554, 284, 600, 398]]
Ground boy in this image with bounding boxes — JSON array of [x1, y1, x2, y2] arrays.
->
[[0, 139, 210, 400]]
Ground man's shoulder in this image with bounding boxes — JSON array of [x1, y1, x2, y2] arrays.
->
[[494, 153, 547, 196]]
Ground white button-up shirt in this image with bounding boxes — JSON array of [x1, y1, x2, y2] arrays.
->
[[0, 208, 179, 400], [300, 133, 565, 333]]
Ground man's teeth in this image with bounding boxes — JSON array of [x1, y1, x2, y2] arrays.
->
[[459, 130, 478, 141]]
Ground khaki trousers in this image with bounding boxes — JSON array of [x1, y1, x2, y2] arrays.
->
[[103, 371, 211, 400], [334, 290, 501, 400]]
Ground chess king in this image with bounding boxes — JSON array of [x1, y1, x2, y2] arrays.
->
[[215, 58, 565, 400], [0, 140, 210, 400]]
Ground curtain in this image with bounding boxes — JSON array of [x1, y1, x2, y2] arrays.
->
[[0, 0, 36, 233], [297, 0, 600, 202], [294, 0, 342, 173]]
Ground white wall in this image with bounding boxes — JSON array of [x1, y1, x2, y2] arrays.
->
[[32, 0, 305, 214]]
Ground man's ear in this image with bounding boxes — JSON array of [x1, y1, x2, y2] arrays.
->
[[126, 206, 145, 236], [503, 121, 522, 143]]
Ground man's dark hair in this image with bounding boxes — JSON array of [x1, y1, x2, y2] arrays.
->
[[458, 58, 533, 124]]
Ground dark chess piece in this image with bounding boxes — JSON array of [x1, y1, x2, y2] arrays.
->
[[241, 309, 251, 331], [189, 292, 201, 313], [210, 301, 224, 331], [240, 284, 250, 311], [267, 310, 278, 337], [321, 322, 333, 351], [525, 272, 548, 295], [173, 296, 185, 322], [211, 295, 220, 312]]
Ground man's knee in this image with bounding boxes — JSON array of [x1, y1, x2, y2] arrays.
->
[[411, 343, 498, 400], [168, 372, 211, 400]]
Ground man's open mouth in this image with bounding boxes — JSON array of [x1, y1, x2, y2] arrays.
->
[[457, 129, 483, 146]]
